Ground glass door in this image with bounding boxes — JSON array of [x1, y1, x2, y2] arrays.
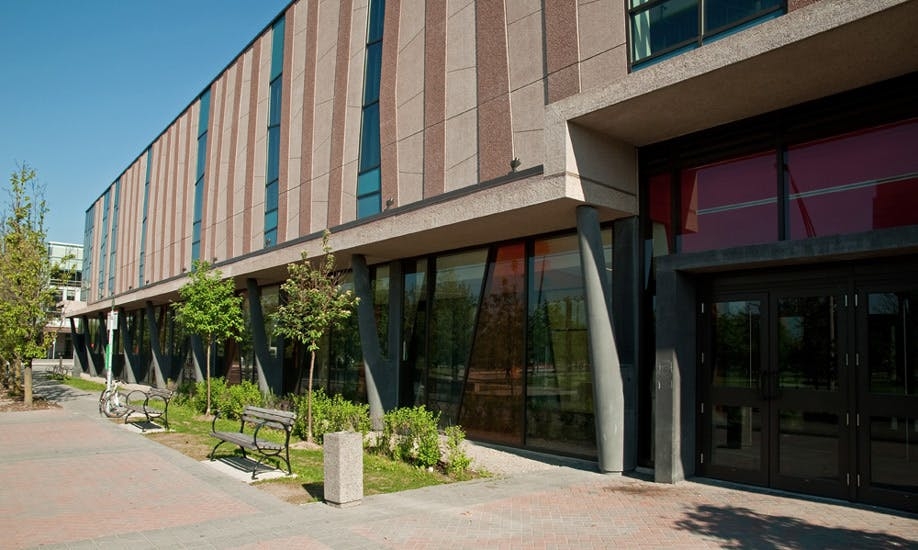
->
[[769, 290, 848, 499], [856, 286, 918, 512], [701, 295, 769, 486]]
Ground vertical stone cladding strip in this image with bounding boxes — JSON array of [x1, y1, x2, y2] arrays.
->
[[209, 80, 225, 264], [226, 64, 244, 260], [277, 7, 295, 242], [544, 0, 580, 103], [168, 123, 181, 279], [326, 0, 353, 228], [125, 164, 138, 290], [299, 0, 319, 236], [157, 130, 171, 283], [423, 0, 446, 198], [181, 112, 194, 274], [151, 137, 165, 284], [379, 0, 400, 208], [244, 41, 263, 255], [475, 0, 514, 182]]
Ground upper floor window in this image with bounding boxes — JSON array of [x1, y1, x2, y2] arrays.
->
[[357, 0, 385, 219], [264, 16, 285, 247], [628, 0, 784, 68]]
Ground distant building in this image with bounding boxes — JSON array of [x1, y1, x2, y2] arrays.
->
[[46, 241, 83, 359], [70, 0, 918, 512]]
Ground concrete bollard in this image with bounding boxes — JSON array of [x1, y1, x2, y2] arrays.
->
[[323, 431, 363, 508]]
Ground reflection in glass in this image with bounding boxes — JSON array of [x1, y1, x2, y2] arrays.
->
[[429, 250, 487, 425], [778, 410, 839, 480], [787, 119, 918, 240], [868, 292, 918, 396], [777, 296, 838, 391], [711, 404, 760, 471], [679, 151, 777, 252], [401, 261, 428, 407], [526, 234, 599, 457], [712, 300, 760, 389], [870, 416, 918, 492], [461, 244, 526, 445], [320, 277, 365, 403]]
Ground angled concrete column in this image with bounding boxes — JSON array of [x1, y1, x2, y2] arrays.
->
[[190, 335, 206, 383], [577, 205, 624, 473], [247, 278, 282, 396], [145, 302, 167, 387], [119, 308, 139, 384], [71, 316, 90, 376], [352, 254, 391, 430]]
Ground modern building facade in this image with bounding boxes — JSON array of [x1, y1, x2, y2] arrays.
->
[[72, 0, 918, 511]]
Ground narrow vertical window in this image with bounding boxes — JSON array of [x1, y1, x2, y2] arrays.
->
[[98, 190, 110, 298], [139, 148, 151, 287], [264, 16, 285, 247], [357, 0, 385, 219], [108, 179, 120, 295], [82, 205, 95, 298], [192, 89, 211, 262]]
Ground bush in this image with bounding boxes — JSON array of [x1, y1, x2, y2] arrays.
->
[[382, 406, 441, 469], [444, 425, 472, 477], [175, 377, 264, 420], [292, 389, 370, 443]]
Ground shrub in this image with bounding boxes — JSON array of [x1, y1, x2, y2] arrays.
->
[[444, 425, 472, 477], [175, 377, 264, 420], [382, 406, 441, 469], [291, 389, 370, 443]]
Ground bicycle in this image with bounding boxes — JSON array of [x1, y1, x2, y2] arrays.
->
[[99, 379, 128, 418]]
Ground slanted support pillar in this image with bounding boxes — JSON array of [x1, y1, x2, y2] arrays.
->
[[247, 278, 282, 396], [119, 308, 140, 384], [145, 302, 167, 387], [577, 205, 624, 473], [71, 316, 89, 376], [190, 335, 206, 383], [352, 254, 394, 430]]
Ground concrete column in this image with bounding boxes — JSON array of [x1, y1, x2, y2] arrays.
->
[[612, 217, 640, 472], [70, 316, 89, 376], [653, 267, 696, 483], [577, 205, 624, 473], [352, 254, 389, 430], [190, 335, 206, 383], [119, 308, 139, 384], [246, 278, 282, 396], [145, 302, 167, 387]]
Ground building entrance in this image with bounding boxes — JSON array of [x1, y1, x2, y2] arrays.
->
[[698, 262, 918, 512]]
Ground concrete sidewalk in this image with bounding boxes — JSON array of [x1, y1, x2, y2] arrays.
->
[[1, 367, 916, 549]]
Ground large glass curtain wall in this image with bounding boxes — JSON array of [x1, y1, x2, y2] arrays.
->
[[401, 231, 612, 458]]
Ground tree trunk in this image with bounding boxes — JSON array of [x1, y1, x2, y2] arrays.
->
[[307, 350, 316, 443], [23, 359, 32, 407], [205, 339, 212, 416]]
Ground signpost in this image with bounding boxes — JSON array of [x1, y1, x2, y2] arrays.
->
[[105, 309, 118, 390]]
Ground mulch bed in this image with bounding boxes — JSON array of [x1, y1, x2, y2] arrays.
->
[[0, 387, 59, 412]]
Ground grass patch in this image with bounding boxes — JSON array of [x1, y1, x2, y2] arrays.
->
[[61, 377, 471, 505]]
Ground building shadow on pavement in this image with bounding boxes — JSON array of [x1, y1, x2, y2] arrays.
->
[[673, 504, 916, 549]]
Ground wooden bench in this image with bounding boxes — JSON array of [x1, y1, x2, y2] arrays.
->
[[123, 388, 174, 432], [209, 406, 297, 479]]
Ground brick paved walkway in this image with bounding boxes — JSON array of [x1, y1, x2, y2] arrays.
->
[[1, 366, 915, 549]]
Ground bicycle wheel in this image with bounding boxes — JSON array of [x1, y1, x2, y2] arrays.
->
[[99, 389, 121, 418]]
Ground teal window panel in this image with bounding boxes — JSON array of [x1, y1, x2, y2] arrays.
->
[[271, 17, 285, 80]]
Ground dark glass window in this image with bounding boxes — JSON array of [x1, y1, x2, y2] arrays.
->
[[139, 148, 151, 288], [527, 233, 601, 457], [82, 205, 94, 296], [264, 17, 285, 247], [678, 151, 778, 252], [629, 0, 784, 67], [428, 249, 487, 425], [357, 0, 385, 219], [786, 119, 918, 240], [192, 89, 210, 262], [461, 243, 527, 446]]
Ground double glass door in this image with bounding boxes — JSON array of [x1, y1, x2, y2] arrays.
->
[[699, 268, 918, 512]]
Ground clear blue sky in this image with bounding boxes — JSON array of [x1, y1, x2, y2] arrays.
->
[[0, 0, 290, 243]]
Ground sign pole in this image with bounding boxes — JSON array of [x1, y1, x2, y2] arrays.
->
[[105, 307, 118, 391]]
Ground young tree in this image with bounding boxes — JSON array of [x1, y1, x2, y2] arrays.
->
[[0, 164, 56, 406], [273, 230, 358, 443], [172, 260, 244, 415]]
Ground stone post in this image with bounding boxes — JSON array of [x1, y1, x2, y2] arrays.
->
[[324, 431, 363, 508]]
